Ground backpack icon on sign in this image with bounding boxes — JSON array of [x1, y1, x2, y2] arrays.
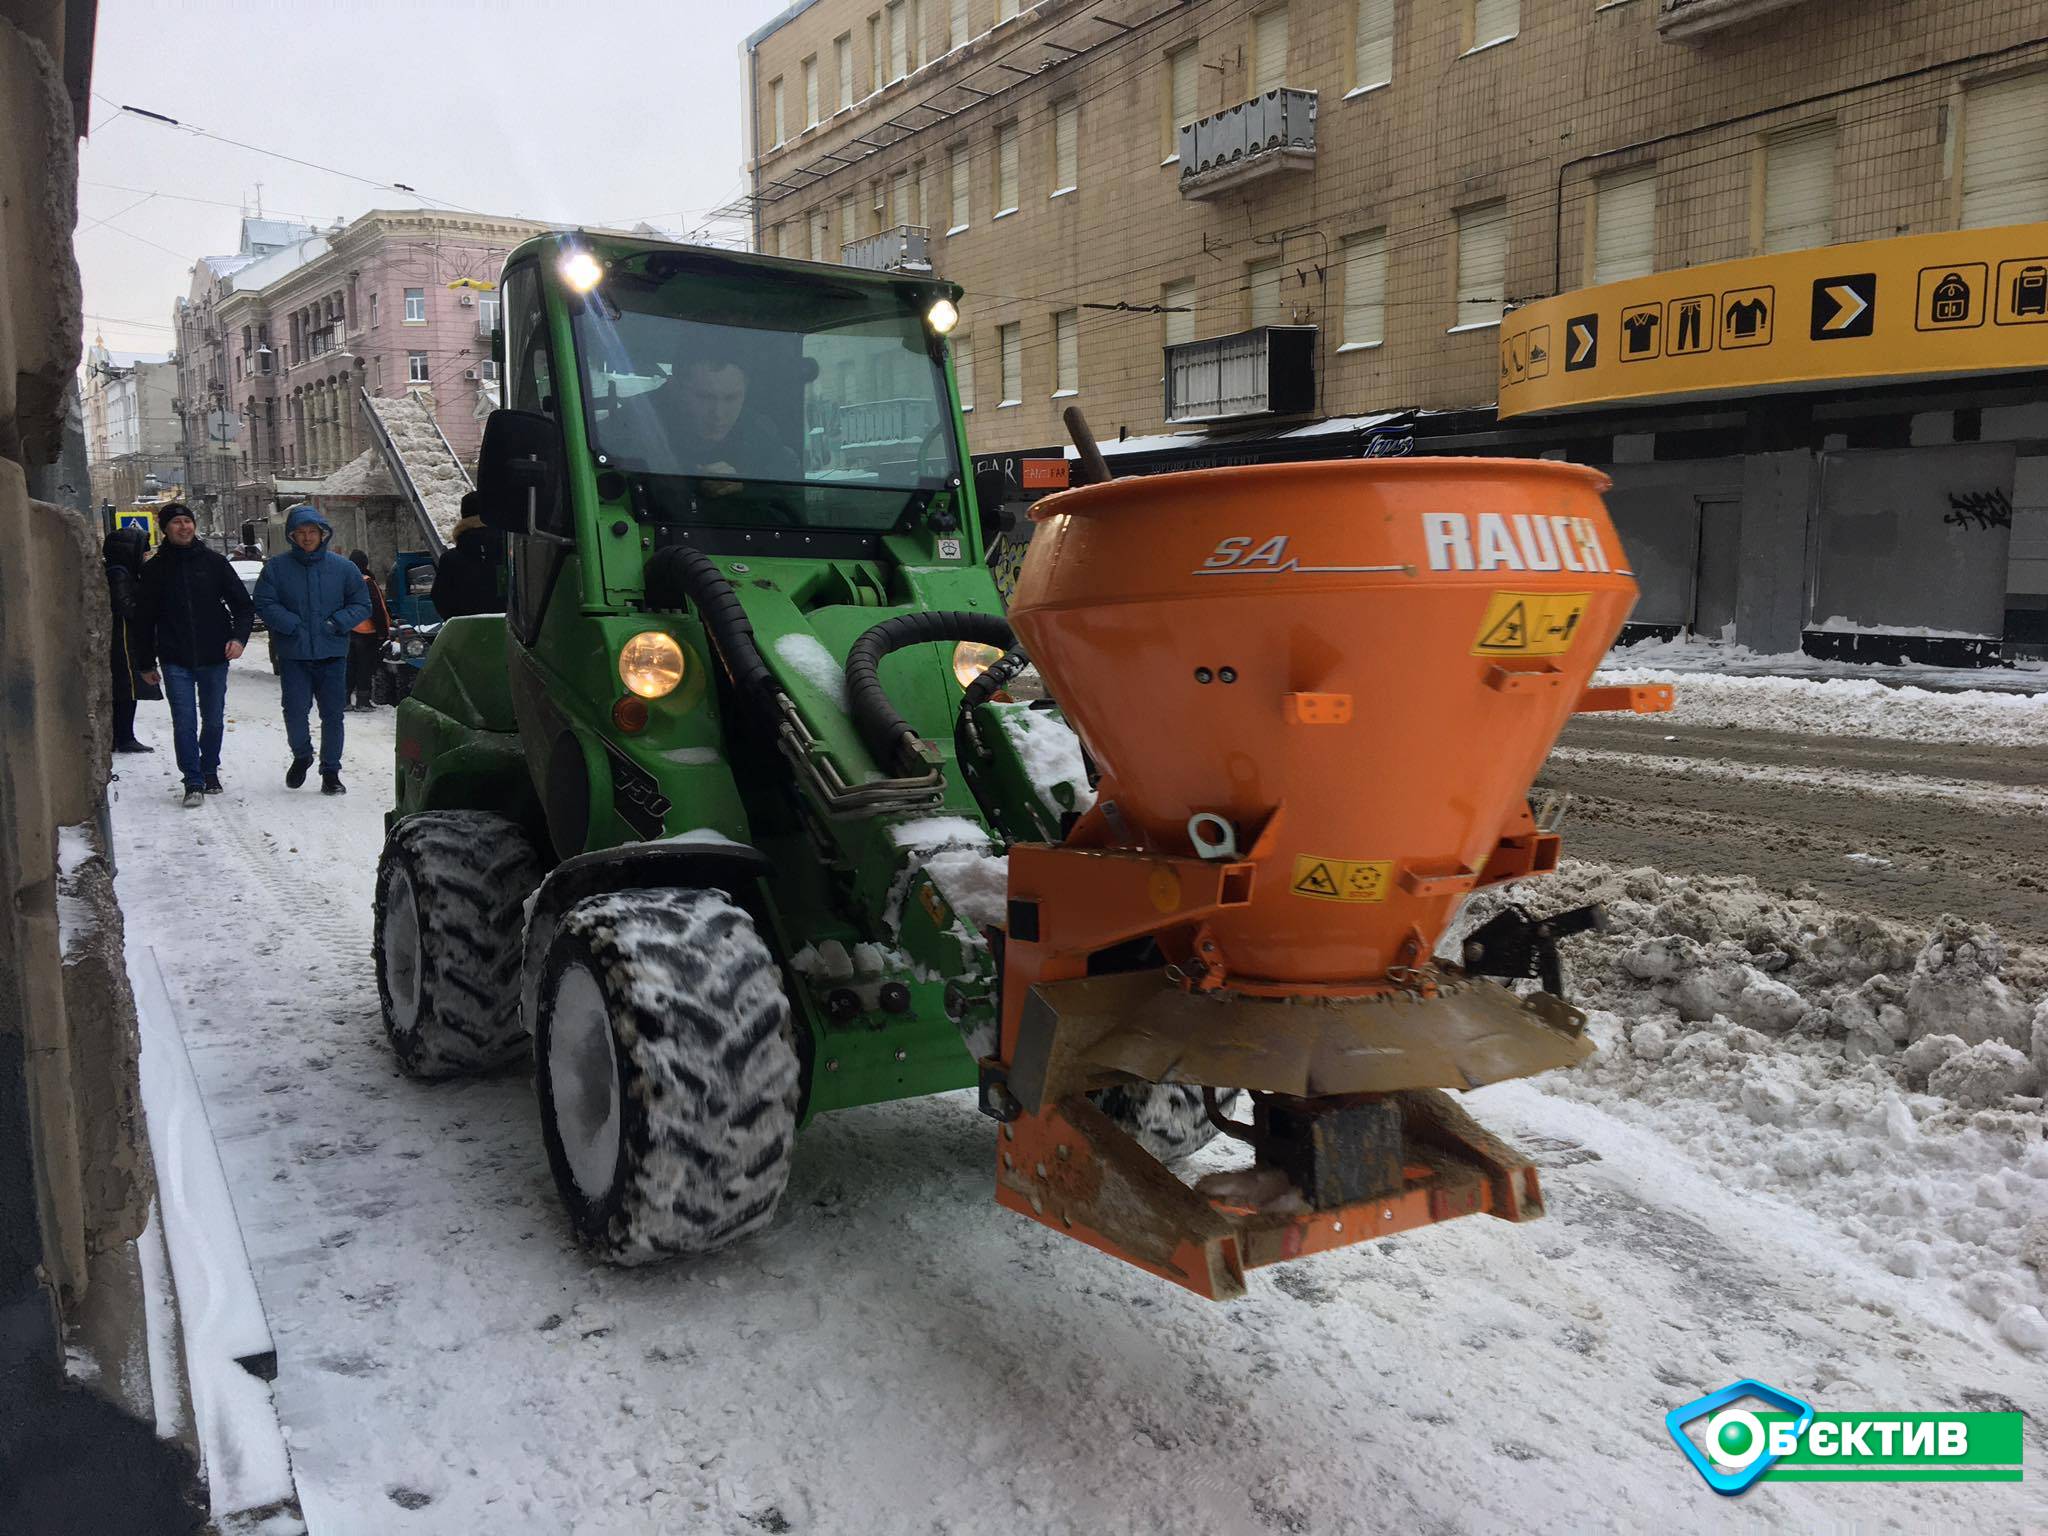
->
[[1931, 272, 1972, 323]]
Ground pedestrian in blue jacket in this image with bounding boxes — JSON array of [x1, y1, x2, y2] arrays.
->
[[254, 505, 370, 794]]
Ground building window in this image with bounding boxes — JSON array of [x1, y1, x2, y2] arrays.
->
[[1762, 122, 1835, 254], [479, 295, 500, 333], [996, 123, 1019, 215], [950, 146, 971, 231], [1163, 278, 1195, 348], [1341, 230, 1387, 347], [1247, 256, 1284, 327], [1471, 0, 1518, 50], [403, 287, 426, 323], [1251, 7, 1289, 94], [890, 170, 913, 228], [998, 322, 1021, 404], [1052, 99, 1078, 195], [369, 292, 379, 328], [1592, 166, 1656, 284], [997, 0, 1017, 20], [1167, 44, 1199, 157], [1455, 202, 1508, 328], [869, 13, 883, 93], [888, 0, 909, 81], [770, 77, 786, 145], [480, 358, 499, 382], [836, 34, 854, 110], [950, 0, 971, 50], [1353, 0, 1393, 93], [1962, 70, 2048, 228], [803, 58, 820, 128], [235, 356, 244, 380], [955, 334, 975, 411], [407, 351, 428, 383], [1053, 309, 1078, 394], [840, 192, 859, 248]]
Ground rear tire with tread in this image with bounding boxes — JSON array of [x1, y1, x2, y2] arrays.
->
[[535, 888, 802, 1265], [373, 811, 543, 1078]]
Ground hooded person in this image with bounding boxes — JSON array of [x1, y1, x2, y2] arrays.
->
[[102, 525, 153, 753], [253, 505, 371, 794], [346, 548, 393, 710], [133, 504, 255, 804], [427, 495, 507, 620]]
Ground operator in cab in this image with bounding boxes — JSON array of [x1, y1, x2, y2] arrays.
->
[[597, 337, 801, 492]]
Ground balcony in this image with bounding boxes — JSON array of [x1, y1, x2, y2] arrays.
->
[[840, 225, 932, 274], [1163, 325, 1317, 424], [1657, 0, 1811, 39], [1178, 90, 1317, 199]]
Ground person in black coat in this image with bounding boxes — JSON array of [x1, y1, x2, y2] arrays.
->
[[134, 505, 256, 804], [427, 499, 507, 620], [103, 526, 153, 753]]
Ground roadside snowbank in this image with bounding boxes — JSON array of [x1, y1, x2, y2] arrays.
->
[[1451, 863, 2048, 1355], [1590, 667, 2048, 748]]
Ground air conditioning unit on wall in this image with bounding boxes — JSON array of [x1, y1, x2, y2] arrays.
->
[[457, 293, 474, 306], [462, 368, 478, 381]]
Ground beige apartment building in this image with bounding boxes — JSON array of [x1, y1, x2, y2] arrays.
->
[[743, 0, 2048, 658]]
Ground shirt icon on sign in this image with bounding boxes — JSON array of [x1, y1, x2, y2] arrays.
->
[[1719, 287, 1774, 349], [1726, 299, 1766, 336], [1620, 304, 1661, 361]]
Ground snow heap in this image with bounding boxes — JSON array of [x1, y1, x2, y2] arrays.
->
[[1449, 863, 2048, 1356], [771, 633, 849, 712], [1588, 666, 2048, 749], [363, 392, 470, 545]]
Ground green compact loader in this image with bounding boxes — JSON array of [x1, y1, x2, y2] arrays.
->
[[372, 232, 1218, 1261]]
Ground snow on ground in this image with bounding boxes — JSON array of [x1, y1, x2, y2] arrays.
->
[[1591, 665, 2048, 748], [1602, 632, 2048, 696], [109, 659, 2045, 1534], [1548, 744, 2048, 814]]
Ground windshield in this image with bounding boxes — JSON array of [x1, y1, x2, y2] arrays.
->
[[573, 260, 959, 531]]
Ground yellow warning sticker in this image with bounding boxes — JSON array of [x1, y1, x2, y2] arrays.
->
[[1471, 591, 1590, 656], [1290, 856, 1393, 903]]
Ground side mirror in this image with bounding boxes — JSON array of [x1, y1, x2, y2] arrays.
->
[[973, 467, 1013, 547], [476, 409, 564, 535]]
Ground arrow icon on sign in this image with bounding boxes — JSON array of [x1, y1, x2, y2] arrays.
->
[[1570, 323, 1595, 363], [1821, 283, 1867, 332]]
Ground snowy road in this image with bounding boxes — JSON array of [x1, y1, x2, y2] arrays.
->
[[112, 661, 2044, 1535]]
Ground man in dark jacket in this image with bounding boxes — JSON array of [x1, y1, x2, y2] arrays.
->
[[134, 504, 255, 805], [427, 498, 506, 619], [102, 526, 153, 754], [346, 549, 393, 711], [254, 505, 370, 795]]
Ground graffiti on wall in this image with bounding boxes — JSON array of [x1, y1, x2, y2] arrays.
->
[[1944, 488, 2013, 532]]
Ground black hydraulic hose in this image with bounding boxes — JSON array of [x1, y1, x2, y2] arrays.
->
[[846, 611, 1014, 776], [644, 546, 778, 723]]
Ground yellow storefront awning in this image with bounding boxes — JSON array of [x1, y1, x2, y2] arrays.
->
[[1496, 221, 2048, 419]]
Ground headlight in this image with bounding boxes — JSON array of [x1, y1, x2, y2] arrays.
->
[[927, 297, 960, 336], [620, 631, 686, 698], [559, 249, 604, 294], [952, 640, 1004, 689], [405, 639, 426, 657]]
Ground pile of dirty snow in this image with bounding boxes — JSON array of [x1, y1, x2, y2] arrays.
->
[[1450, 863, 2048, 1355], [1589, 668, 2048, 748]]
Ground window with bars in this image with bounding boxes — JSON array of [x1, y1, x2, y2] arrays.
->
[[998, 322, 1021, 404], [1247, 256, 1283, 327], [1762, 123, 1835, 254], [1592, 166, 1656, 284], [1471, 0, 1518, 49], [836, 34, 853, 109], [1455, 202, 1508, 328], [1163, 279, 1195, 348], [1341, 230, 1386, 347], [1962, 71, 2048, 228], [950, 146, 970, 231], [955, 334, 974, 411], [1052, 99, 1078, 194], [996, 123, 1019, 214], [1252, 8, 1289, 93], [1053, 309, 1078, 394], [1353, 0, 1392, 92], [803, 58, 819, 128]]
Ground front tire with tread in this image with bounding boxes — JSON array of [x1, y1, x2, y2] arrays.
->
[[373, 811, 543, 1078], [535, 888, 802, 1265]]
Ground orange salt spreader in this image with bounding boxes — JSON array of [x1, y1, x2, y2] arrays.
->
[[980, 455, 1673, 1300]]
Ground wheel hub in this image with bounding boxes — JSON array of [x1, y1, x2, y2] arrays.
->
[[548, 963, 621, 1203], [383, 868, 423, 1031]]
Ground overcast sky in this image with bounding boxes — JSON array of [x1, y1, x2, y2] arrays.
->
[[78, 0, 784, 359]]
